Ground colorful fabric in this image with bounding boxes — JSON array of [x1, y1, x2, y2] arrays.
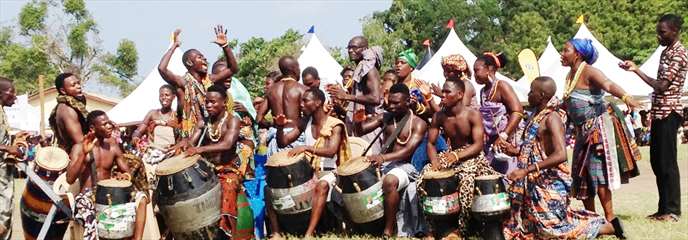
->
[[398, 49, 418, 68], [180, 72, 212, 138], [565, 89, 640, 199], [569, 38, 599, 64], [75, 189, 98, 240], [217, 168, 254, 240], [503, 103, 605, 239], [441, 54, 471, 81], [451, 153, 499, 235], [652, 41, 687, 120], [479, 80, 513, 173], [230, 77, 257, 121], [0, 107, 12, 240], [352, 46, 383, 83]]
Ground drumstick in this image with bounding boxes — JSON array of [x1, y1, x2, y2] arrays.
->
[[361, 125, 385, 156], [196, 125, 208, 148]]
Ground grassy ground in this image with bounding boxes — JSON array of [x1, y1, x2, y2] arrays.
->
[[10, 145, 688, 239]]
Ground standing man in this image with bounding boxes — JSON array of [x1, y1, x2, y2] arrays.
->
[[0, 77, 19, 240], [354, 83, 427, 237], [266, 56, 309, 151], [49, 73, 89, 154], [621, 14, 687, 222], [158, 25, 238, 139]]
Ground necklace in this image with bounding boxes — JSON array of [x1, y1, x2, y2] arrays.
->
[[564, 62, 586, 99], [208, 112, 228, 142], [393, 111, 413, 145]]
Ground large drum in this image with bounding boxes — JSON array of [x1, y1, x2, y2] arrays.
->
[[471, 174, 509, 240], [336, 156, 385, 234], [95, 179, 136, 240], [418, 169, 461, 238], [156, 154, 221, 240], [265, 150, 315, 236], [20, 147, 70, 240]]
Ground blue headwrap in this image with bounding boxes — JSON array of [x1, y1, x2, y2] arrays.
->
[[569, 38, 598, 64]]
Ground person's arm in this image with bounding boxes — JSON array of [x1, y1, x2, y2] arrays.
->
[[187, 119, 205, 147], [295, 125, 344, 158], [620, 60, 671, 92], [131, 110, 155, 141], [588, 68, 640, 108], [337, 69, 382, 106], [275, 117, 305, 148], [158, 30, 185, 88], [427, 113, 442, 169], [192, 117, 241, 155], [498, 82, 524, 136], [209, 25, 238, 83], [462, 84, 476, 107], [372, 117, 427, 163], [508, 112, 566, 181], [66, 132, 96, 184], [114, 147, 130, 174], [58, 106, 85, 146], [354, 113, 384, 136]]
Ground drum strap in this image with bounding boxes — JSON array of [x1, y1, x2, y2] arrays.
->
[[89, 152, 98, 192], [380, 111, 410, 154]]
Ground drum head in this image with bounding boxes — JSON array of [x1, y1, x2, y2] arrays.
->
[[349, 137, 371, 157], [475, 174, 502, 181], [155, 154, 201, 176], [35, 146, 69, 171], [422, 169, 456, 180], [265, 150, 305, 167], [337, 156, 370, 176], [97, 179, 132, 188]]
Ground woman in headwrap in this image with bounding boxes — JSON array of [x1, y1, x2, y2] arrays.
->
[[561, 38, 641, 223], [473, 52, 524, 174], [395, 48, 437, 118], [441, 54, 476, 107]]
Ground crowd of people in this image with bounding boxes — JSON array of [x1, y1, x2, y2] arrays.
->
[[0, 14, 685, 240]]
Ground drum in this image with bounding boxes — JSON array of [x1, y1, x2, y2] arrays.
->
[[265, 150, 315, 236], [418, 169, 460, 238], [95, 179, 136, 240], [20, 146, 70, 240], [336, 156, 384, 235], [155, 154, 221, 240], [471, 174, 509, 240], [348, 137, 372, 158]]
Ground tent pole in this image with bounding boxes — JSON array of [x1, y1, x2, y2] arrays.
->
[[39, 75, 45, 138]]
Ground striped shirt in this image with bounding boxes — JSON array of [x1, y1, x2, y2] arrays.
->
[[652, 41, 687, 120]]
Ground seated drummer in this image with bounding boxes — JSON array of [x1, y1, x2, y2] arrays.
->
[[66, 110, 147, 240], [498, 77, 625, 239], [354, 83, 427, 237], [131, 84, 178, 149], [182, 84, 254, 240], [267, 88, 349, 237], [426, 80, 498, 237]]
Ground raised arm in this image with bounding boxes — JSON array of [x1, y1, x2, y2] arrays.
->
[[210, 25, 238, 83], [498, 82, 524, 136], [158, 29, 185, 88], [588, 67, 640, 108], [66, 132, 95, 184]]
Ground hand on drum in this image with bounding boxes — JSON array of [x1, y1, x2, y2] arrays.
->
[[185, 146, 203, 156], [365, 155, 385, 166], [170, 139, 190, 155], [507, 168, 528, 181], [113, 172, 131, 181], [288, 146, 310, 157], [495, 139, 519, 156]]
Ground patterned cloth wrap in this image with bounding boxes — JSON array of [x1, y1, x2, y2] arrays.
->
[[180, 72, 211, 138], [75, 189, 98, 240], [216, 166, 254, 240], [0, 107, 12, 240], [565, 89, 641, 200], [479, 80, 514, 173], [503, 98, 606, 239]]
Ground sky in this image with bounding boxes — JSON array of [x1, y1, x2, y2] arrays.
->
[[0, 0, 392, 90]]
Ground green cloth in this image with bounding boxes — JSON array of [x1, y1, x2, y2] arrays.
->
[[230, 77, 257, 120], [398, 48, 418, 68]]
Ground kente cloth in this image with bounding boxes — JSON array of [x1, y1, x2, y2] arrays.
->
[[398, 49, 418, 68], [441, 54, 471, 80], [352, 46, 383, 83], [503, 100, 605, 240], [75, 189, 98, 240], [565, 88, 640, 200], [479, 79, 514, 173], [180, 72, 212, 138], [49, 94, 89, 137], [217, 168, 254, 240], [305, 116, 352, 170], [0, 107, 12, 240]]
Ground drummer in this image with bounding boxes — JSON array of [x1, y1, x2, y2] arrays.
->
[[273, 87, 350, 237], [0, 77, 19, 239], [182, 84, 254, 240], [131, 84, 178, 149], [354, 83, 427, 237], [65, 110, 147, 240], [426, 80, 499, 237]]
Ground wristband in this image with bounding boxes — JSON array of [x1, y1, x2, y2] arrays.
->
[[221, 42, 229, 48], [621, 94, 631, 103]]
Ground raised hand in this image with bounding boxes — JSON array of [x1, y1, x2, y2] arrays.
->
[[172, 29, 182, 47], [82, 130, 98, 155], [618, 60, 638, 72], [213, 25, 228, 47]]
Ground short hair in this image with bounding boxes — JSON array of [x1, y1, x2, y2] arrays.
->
[[445, 79, 465, 92], [659, 14, 683, 31], [533, 76, 556, 98], [182, 49, 201, 67], [86, 110, 106, 127], [477, 52, 508, 69], [383, 69, 396, 76], [212, 59, 227, 73], [0, 76, 12, 91], [302, 67, 319, 79], [340, 66, 354, 76], [207, 84, 228, 99], [55, 73, 74, 91], [278, 56, 298, 76], [304, 87, 326, 103], [389, 83, 410, 98], [159, 84, 175, 93]]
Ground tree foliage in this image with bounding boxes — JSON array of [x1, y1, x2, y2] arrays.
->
[[366, 0, 688, 79], [0, 0, 138, 95]]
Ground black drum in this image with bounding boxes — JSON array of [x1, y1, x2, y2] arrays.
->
[[156, 154, 221, 240], [95, 179, 136, 240], [336, 156, 385, 235], [20, 147, 70, 240], [265, 150, 315, 236], [418, 169, 461, 238], [471, 174, 509, 240]]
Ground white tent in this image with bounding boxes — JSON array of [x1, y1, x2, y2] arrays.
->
[[515, 37, 570, 98], [573, 23, 653, 96], [5, 94, 41, 132], [108, 47, 186, 124], [298, 33, 343, 90], [413, 28, 528, 102]]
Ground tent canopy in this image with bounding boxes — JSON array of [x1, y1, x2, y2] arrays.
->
[[515, 37, 570, 98], [298, 33, 344, 90], [6, 94, 41, 132]]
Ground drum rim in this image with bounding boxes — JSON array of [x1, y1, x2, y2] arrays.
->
[[474, 174, 503, 180], [97, 179, 133, 188], [265, 150, 306, 167], [336, 156, 370, 176], [155, 154, 201, 175], [35, 146, 69, 171], [348, 137, 371, 157], [422, 169, 457, 179]]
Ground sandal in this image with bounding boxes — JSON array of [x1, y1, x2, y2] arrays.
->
[[653, 214, 680, 222]]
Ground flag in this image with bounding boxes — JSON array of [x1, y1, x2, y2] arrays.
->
[[307, 25, 315, 33], [446, 19, 455, 29], [576, 15, 585, 24]]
